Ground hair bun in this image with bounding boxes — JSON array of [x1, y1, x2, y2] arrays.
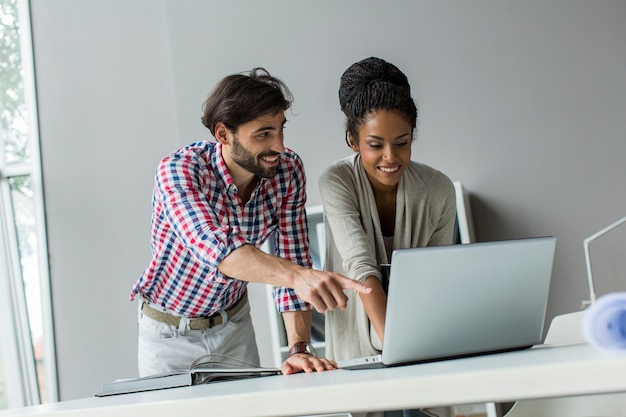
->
[[339, 57, 410, 111]]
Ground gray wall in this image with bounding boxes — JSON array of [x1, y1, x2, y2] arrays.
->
[[30, 0, 626, 401]]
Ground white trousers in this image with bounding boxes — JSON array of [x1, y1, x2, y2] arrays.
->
[[137, 299, 259, 377]]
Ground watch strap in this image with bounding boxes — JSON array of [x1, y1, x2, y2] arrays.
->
[[287, 341, 317, 357]]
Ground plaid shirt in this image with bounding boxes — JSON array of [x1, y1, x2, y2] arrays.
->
[[130, 141, 312, 316]]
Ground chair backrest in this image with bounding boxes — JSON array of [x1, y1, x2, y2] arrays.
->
[[542, 311, 586, 345]]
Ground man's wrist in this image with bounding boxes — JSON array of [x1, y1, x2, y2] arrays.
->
[[287, 341, 317, 358]]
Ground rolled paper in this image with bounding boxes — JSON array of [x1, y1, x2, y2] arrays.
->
[[582, 292, 626, 352]]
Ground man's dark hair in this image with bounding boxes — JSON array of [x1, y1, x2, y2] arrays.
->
[[201, 67, 293, 135], [339, 57, 417, 146]]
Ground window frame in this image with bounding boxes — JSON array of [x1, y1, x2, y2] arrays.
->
[[0, 0, 58, 407]]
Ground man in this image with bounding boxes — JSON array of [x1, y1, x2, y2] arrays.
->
[[130, 67, 370, 377]]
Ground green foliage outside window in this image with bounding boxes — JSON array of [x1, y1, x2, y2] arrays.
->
[[1, 0, 30, 167]]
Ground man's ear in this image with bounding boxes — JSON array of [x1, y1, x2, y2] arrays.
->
[[347, 133, 359, 152], [214, 122, 230, 144]]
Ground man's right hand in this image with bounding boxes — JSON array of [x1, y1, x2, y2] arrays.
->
[[291, 268, 372, 313], [219, 244, 371, 312]]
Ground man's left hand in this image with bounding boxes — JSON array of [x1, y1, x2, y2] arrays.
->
[[281, 353, 338, 375]]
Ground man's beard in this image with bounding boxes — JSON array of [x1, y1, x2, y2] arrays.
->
[[231, 134, 280, 178]]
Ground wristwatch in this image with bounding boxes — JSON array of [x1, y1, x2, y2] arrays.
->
[[288, 342, 317, 358]]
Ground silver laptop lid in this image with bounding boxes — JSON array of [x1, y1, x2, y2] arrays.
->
[[382, 237, 557, 365]]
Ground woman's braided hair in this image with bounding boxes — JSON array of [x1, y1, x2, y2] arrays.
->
[[338, 57, 417, 147]]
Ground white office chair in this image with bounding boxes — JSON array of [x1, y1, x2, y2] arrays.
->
[[503, 311, 626, 417]]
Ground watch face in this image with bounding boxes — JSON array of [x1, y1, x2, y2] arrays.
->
[[303, 343, 317, 356]]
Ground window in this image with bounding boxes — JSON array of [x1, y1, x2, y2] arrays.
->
[[0, 0, 57, 409]]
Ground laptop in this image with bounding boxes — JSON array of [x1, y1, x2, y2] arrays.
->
[[338, 236, 557, 369]]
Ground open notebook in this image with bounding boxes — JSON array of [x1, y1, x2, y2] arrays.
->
[[97, 354, 281, 396], [339, 237, 557, 370]]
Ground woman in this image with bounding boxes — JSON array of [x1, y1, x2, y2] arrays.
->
[[319, 56, 457, 417], [320, 55, 457, 368]]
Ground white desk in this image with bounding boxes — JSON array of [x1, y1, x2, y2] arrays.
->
[[2, 343, 625, 417]]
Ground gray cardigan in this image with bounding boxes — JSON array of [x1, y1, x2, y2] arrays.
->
[[319, 153, 457, 362]]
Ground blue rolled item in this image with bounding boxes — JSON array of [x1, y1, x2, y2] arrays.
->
[[582, 292, 626, 351]]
